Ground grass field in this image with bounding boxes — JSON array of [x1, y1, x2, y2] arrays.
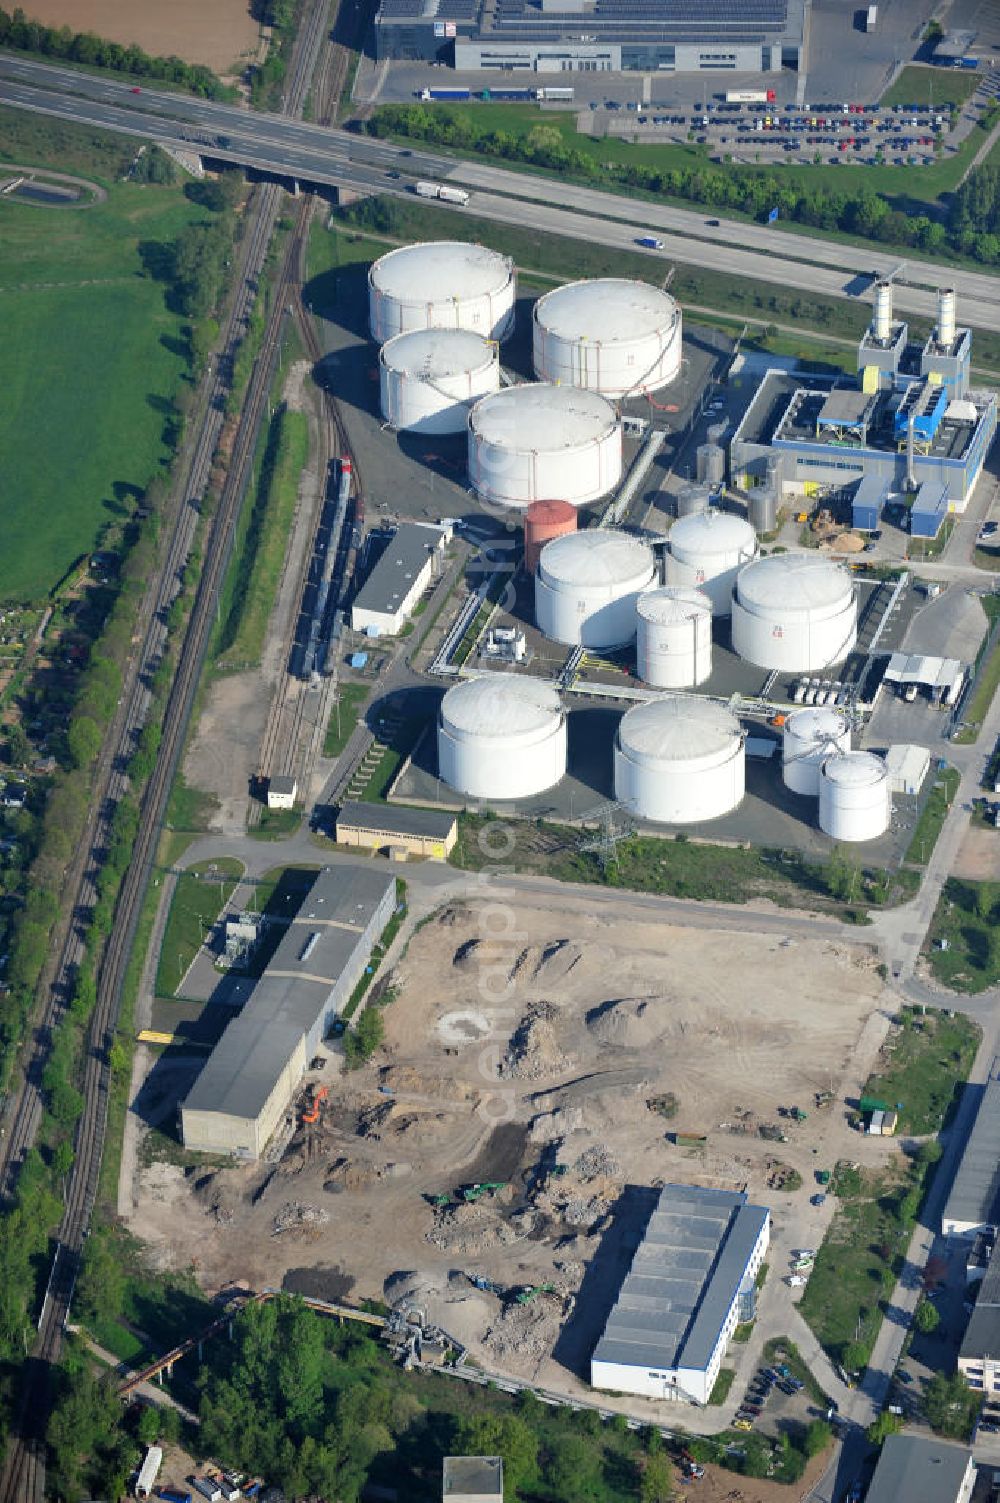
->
[[801, 1009, 977, 1367], [0, 178, 203, 600], [155, 857, 243, 997], [905, 766, 960, 865], [216, 405, 309, 668], [860, 1006, 979, 1135], [324, 681, 370, 758], [882, 65, 980, 110], [927, 878, 1000, 992]]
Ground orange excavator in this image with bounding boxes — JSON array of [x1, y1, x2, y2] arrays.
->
[[301, 1084, 328, 1124]]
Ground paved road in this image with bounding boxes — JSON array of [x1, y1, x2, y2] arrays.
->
[[6, 57, 1000, 331]]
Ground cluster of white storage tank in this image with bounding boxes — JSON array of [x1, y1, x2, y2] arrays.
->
[[437, 681, 889, 841], [368, 244, 687, 510], [781, 708, 890, 841]]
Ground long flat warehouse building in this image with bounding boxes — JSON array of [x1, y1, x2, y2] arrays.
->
[[942, 1075, 1000, 1239], [591, 1183, 769, 1404], [181, 866, 396, 1158], [376, 0, 805, 72]]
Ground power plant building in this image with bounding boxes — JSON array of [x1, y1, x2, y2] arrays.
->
[[181, 867, 396, 1159], [591, 1184, 770, 1405], [730, 284, 996, 514], [375, 0, 807, 74]]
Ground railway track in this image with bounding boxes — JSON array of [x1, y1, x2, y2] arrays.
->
[[0, 7, 333, 1499], [250, 8, 368, 816]]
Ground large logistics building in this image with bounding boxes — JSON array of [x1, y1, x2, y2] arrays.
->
[[375, 0, 806, 74], [591, 1183, 769, 1405], [181, 867, 396, 1159]]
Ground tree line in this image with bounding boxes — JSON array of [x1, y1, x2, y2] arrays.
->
[[0, 6, 230, 98], [366, 105, 1000, 267]]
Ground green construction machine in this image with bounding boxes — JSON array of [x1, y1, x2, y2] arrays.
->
[[513, 1283, 555, 1305], [459, 1181, 508, 1203]]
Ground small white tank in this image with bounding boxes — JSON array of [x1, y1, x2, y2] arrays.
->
[[636, 587, 713, 689], [782, 707, 851, 797], [665, 509, 757, 615], [819, 752, 890, 842]]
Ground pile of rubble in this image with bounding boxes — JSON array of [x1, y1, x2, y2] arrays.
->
[[426, 1202, 538, 1255], [271, 1201, 330, 1237], [503, 1001, 571, 1080]]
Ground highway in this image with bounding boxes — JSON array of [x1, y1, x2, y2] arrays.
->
[[6, 54, 1000, 332]]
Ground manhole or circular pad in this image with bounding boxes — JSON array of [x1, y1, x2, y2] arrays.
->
[[437, 1009, 493, 1045]]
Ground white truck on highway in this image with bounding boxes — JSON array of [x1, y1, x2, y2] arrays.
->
[[414, 180, 470, 205]]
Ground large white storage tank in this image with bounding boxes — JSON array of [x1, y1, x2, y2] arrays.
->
[[368, 241, 515, 343], [536, 529, 656, 649], [782, 707, 851, 796], [614, 695, 745, 825], [379, 328, 499, 434], [731, 555, 857, 671], [818, 752, 890, 842], [468, 384, 622, 511], [665, 510, 757, 615], [438, 676, 566, 800], [532, 278, 682, 397], [636, 587, 713, 689]]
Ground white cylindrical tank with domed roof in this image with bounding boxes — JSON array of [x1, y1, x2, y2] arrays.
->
[[532, 278, 682, 397], [636, 587, 713, 688], [665, 509, 757, 615], [379, 328, 499, 434], [782, 706, 851, 797], [731, 554, 857, 671], [818, 752, 890, 842], [536, 529, 656, 649], [614, 695, 745, 824], [438, 676, 566, 800], [468, 384, 622, 510], [368, 241, 515, 343]]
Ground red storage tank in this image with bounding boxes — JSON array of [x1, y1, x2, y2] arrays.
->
[[524, 499, 577, 575]]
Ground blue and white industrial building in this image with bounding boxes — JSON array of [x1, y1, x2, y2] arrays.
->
[[375, 0, 806, 73], [730, 284, 996, 533], [591, 1183, 770, 1404], [180, 866, 396, 1159]]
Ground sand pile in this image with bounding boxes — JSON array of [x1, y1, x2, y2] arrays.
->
[[586, 994, 669, 1049]]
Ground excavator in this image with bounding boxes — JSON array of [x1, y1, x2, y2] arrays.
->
[[301, 1084, 328, 1125]]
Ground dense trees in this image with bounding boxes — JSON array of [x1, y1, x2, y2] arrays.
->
[[0, 6, 228, 97], [367, 106, 1000, 266], [47, 1350, 138, 1502]]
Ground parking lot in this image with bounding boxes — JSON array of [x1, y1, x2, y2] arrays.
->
[[597, 97, 958, 170]]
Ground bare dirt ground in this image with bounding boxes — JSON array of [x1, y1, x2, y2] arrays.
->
[[24, 0, 263, 75], [953, 822, 1000, 881], [182, 671, 265, 834], [131, 893, 887, 1415]]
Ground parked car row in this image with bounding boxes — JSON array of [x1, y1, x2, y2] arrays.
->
[[734, 1363, 805, 1429]]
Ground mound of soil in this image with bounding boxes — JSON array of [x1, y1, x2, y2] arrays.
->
[[586, 995, 669, 1049]]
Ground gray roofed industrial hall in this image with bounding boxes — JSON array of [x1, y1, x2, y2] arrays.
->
[[182, 865, 395, 1125], [865, 1434, 973, 1503], [352, 524, 435, 621], [592, 1183, 768, 1378], [943, 1075, 1000, 1235], [336, 800, 456, 841]]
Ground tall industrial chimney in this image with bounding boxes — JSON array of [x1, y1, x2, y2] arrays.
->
[[873, 280, 893, 342], [938, 287, 956, 349]]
